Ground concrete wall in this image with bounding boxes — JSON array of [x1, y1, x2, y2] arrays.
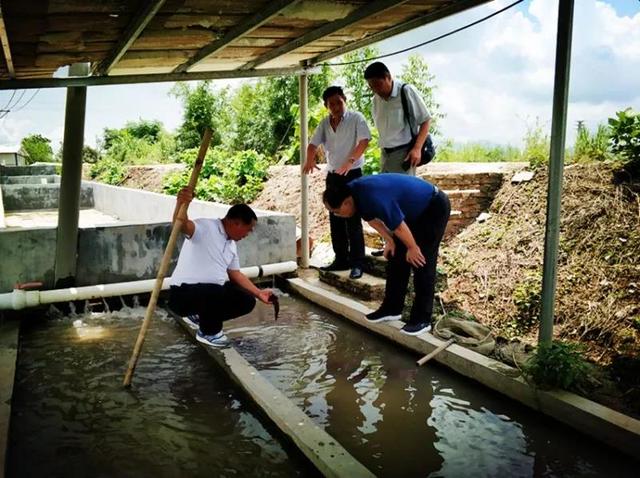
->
[[0, 228, 57, 290], [87, 180, 297, 268], [0, 182, 296, 292], [1, 183, 94, 211], [0, 175, 60, 185], [0, 165, 57, 176]]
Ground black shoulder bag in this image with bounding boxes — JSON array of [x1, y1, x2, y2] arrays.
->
[[400, 84, 436, 166]]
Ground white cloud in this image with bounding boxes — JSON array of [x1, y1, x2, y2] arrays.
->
[[0, 0, 637, 152], [377, 0, 640, 147]]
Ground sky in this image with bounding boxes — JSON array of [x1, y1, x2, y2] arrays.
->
[[0, 0, 638, 152]]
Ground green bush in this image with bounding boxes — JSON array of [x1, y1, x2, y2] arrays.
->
[[89, 157, 126, 185], [511, 273, 542, 334], [524, 341, 591, 390], [163, 147, 269, 204], [522, 123, 550, 169], [20, 134, 54, 164], [437, 140, 521, 163], [608, 108, 640, 176], [573, 121, 610, 163]]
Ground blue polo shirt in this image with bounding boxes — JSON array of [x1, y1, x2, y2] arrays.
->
[[348, 174, 436, 230]]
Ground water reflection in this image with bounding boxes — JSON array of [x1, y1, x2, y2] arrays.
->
[[229, 296, 639, 478], [9, 305, 307, 477]]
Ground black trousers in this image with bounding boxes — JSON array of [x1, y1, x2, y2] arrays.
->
[[168, 282, 256, 335], [382, 189, 451, 325], [326, 168, 365, 267]]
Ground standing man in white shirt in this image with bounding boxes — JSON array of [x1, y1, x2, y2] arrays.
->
[[303, 86, 371, 279], [364, 61, 431, 175], [168, 188, 273, 347]]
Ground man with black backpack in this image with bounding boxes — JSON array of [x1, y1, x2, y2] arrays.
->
[[364, 61, 435, 175]]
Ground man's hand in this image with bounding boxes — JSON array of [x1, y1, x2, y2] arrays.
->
[[177, 187, 194, 206], [256, 289, 273, 305], [383, 240, 396, 260], [303, 159, 320, 174], [334, 160, 352, 175], [406, 245, 426, 268], [405, 146, 422, 168]]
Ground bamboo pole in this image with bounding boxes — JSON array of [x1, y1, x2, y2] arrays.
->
[[416, 339, 455, 366], [123, 128, 212, 387]]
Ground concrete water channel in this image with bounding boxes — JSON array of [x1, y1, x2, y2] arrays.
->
[[6, 294, 638, 477]]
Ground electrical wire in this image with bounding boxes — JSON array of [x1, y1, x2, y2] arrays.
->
[[322, 0, 524, 67], [12, 89, 40, 113]]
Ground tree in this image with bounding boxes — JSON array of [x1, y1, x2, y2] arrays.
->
[[339, 46, 379, 123], [20, 134, 53, 164], [171, 81, 231, 150], [399, 53, 444, 136]]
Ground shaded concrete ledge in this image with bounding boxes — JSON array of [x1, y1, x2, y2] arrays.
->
[[0, 320, 19, 478], [287, 277, 640, 458], [174, 315, 374, 478]]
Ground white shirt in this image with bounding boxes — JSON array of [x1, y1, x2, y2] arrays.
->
[[309, 110, 371, 172], [170, 218, 240, 286], [372, 81, 431, 148]]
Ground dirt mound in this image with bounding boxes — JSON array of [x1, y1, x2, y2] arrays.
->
[[441, 163, 640, 364], [121, 164, 185, 193], [250, 165, 331, 241]]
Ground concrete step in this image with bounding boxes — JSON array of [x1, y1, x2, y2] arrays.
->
[[1, 183, 94, 211], [362, 253, 448, 290], [318, 268, 386, 301], [0, 164, 58, 176], [0, 174, 60, 185]]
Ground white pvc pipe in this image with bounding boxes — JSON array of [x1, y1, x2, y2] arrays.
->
[[0, 261, 297, 310]]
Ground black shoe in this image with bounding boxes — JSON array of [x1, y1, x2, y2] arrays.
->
[[321, 261, 350, 272], [366, 308, 402, 323], [349, 266, 363, 279], [371, 249, 384, 257], [400, 322, 432, 336]]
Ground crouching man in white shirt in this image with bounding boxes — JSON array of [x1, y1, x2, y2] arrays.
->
[[168, 188, 273, 347]]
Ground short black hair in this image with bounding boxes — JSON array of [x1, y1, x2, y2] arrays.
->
[[364, 62, 390, 80], [225, 204, 257, 224], [322, 183, 352, 209], [322, 85, 346, 104]]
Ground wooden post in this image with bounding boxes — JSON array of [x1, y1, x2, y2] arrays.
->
[[123, 128, 212, 387], [416, 339, 455, 366]]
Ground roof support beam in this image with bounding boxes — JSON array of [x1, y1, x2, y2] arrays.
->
[[92, 0, 167, 76], [0, 2, 15, 78], [0, 66, 305, 90], [309, 0, 490, 65], [238, 0, 411, 70], [173, 0, 300, 73]]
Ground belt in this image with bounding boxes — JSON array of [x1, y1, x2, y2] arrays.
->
[[382, 141, 413, 154]]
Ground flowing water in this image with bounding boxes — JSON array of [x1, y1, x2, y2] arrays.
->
[[8, 295, 638, 477], [8, 304, 310, 478], [227, 295, 638, 478]]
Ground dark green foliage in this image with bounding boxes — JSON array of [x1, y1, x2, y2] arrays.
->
[[20, 134, 53, 164], [82, 145, 100, 164], [163, 147, 269, 204], [608, 108, 640, 179], [524, 341, 591, 390], [512, 273, 542, 334], [89, 157, 126, 185]]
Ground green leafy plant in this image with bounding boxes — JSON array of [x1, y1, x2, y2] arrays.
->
[[573, 121, 610, 163], [512, 272, 542, 333], [524, 341, 591, 390], [608, 108, 640, 178], [89, 157, 126, 185], [20, 134, 54, 164], [522, 122, 550, 169], [163, 147, 269, 204], [436, 141, 521, 163]]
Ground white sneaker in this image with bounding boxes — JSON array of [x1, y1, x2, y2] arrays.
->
[[196, 330, 229, 347], [183, 314, 200, 330]]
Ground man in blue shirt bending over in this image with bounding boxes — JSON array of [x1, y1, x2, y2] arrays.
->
[[323, 174, 450, 335]]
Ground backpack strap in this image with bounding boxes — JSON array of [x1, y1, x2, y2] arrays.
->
[[400, 83, 416, 140]]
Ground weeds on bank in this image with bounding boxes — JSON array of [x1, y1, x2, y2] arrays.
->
[[524, 341, 592, 391]]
